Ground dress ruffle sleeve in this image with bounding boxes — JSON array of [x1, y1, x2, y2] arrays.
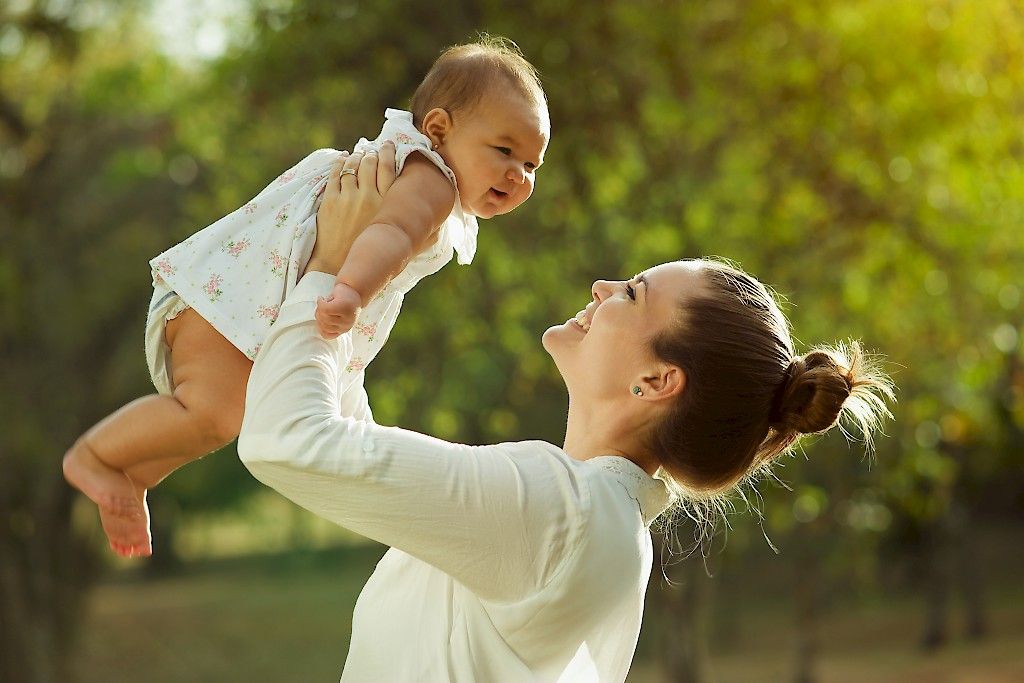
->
[[353, 109, 478, 265]]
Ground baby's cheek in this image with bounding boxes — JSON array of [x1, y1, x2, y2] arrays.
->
[[517, 183, 536, 207]]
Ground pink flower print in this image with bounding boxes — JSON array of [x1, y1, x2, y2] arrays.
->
[[243, 202, 257, 215], [223, 238, 251, 258], [257, 304, 280, 324], [202, 273, 224, 302], [395, 132, 413, 144], [345, 356, 366, 373], [275, 205, 290, 228], [277, 169, 296, 185], [268, 249, 288, 277], [247, 343, 262, 359], [308, 174, 325, 187], [154, 258, 175, 278], [353, 321, 377, 341]]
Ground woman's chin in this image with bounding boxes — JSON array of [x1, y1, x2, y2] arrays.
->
[[542, 321, 583, 370], [541, 326, 572, 382], [542, 322, 573, 353]]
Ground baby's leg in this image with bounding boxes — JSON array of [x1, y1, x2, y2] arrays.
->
[[63, 309, 252, 556]]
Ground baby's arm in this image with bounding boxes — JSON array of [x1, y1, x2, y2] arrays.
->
[[316, 154, 456, 338]]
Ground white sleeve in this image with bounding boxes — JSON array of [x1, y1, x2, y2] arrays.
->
[[338, 370, 373, 424], [238, 273, 588, 601]]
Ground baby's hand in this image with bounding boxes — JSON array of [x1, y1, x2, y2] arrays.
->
[[316, 282, 363, 339]]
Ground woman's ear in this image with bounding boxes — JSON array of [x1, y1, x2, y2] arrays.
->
[[421, 108, 453, 149], [637, 365, 686, 401]]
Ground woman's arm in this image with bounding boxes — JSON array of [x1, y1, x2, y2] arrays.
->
[[238, 275, 587, 602]]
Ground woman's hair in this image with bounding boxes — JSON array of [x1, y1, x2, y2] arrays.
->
[[409, 35, 547, 128], [648, 259, 894, 503]]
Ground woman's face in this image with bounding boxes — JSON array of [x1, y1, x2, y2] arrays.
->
[[543, 261, 708, 399]]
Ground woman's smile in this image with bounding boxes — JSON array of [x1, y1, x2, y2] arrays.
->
[[573, 308, 592, 332]]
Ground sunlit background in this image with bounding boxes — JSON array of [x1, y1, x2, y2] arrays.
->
[[2, 0, 1022, 681]]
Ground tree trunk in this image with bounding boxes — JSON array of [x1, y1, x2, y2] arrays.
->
[[0, 464, 98, 683], [921, 491, 987, 650], [793, 543, 819, 683], [951, 498, 987, 640], [654, 533, 713, 683], [144, 498, 184, 578]]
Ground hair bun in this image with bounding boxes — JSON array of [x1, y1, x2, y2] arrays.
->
[[770, 350, 854, 435]]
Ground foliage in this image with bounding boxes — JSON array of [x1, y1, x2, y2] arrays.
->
[[2, 0, 1023, 680]]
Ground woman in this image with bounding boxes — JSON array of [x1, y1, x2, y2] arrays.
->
[[238, 154, 892, 681]]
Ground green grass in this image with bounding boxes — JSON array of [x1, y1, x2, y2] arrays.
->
[[631, 592, 1024, 683], [69, 546, 384, 683], [69, 545, 1024, 683]]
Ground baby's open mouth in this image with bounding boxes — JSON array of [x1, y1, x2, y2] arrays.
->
[[489, 188, 509, 200]]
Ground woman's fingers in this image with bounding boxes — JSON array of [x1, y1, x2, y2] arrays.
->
[[330, 144, 394, 196], [323, 152, 349, 199], [357, 150, 379, 193], [376, 142, 397, 194], [340, 151, 364, 188]]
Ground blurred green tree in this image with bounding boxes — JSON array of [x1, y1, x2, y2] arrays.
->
[[3, 0, 1023, 681]]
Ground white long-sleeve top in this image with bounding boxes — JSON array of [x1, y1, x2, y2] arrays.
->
[[238, 273, 673, 682]]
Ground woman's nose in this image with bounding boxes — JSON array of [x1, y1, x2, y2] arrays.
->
[[592, 280, 614, 302]]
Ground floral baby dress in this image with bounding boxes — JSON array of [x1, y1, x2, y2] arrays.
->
[[145, 109, 477, 396]]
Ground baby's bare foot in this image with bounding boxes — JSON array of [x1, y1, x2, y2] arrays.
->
[[64, 438, 151, 556], [100, 485, 152, 558], [63, 438, 142, 519]]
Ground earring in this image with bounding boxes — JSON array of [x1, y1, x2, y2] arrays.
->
[[632, 386, 643, 396]]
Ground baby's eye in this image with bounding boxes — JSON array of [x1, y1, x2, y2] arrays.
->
[[625, 283, 636, 300], [495, 146, 512, 156]]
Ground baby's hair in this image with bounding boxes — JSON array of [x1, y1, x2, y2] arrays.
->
[[410, 34, 547, 128]]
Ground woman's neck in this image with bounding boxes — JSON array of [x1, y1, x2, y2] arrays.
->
[[563, 399, 659, 475]]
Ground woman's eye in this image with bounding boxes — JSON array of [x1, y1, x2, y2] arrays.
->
[[625, 284, 636, 300]]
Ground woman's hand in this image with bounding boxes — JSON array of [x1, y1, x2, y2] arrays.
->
[[307, 142, 396, 339], [305, 142, 397, 276]]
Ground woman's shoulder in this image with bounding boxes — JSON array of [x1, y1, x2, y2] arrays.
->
[[488, 445, 669, 538], [583, 456, 672, 527], [480, 439, 596, 524], [487, 445, 669, 520], [492, 452, 660, 614]]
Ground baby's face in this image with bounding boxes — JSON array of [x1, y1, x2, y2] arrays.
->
[[437, 90, 549, 219]]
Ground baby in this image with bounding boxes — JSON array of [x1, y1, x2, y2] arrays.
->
[[63, 37, 550, 557]]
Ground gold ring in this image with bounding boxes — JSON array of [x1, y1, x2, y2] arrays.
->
[[340, 169, 357, 177]]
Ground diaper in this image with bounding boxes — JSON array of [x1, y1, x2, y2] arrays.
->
[[144, 282, 190, 396]]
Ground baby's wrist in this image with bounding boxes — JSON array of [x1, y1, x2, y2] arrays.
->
[[332, 281, 365, 309]]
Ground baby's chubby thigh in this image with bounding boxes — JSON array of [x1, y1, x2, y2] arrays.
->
[[164, 309, 254, 449]]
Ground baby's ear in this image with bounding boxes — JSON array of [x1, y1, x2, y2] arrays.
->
[[421, 108, 453, 148]]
